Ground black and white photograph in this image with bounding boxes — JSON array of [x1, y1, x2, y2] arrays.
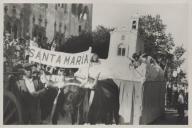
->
[[2, 0, 190, 125]]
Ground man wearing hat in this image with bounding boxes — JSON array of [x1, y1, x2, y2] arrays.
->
[[19, 63, 48, 124], [24, 33, 31, 61], [4, 31, 11, 50]]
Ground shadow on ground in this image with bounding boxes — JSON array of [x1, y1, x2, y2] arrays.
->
[[150, 108, 188, 125]]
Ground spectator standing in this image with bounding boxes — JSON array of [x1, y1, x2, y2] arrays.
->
[[172, 84, 178, 109], [19, 64, 48, 124], [166, 82, 172, 108], [177, 90, 185, 120]]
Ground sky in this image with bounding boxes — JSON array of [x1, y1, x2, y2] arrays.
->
[[92, 3, 188, 71]]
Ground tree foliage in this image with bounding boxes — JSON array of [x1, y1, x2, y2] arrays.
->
[[139, 15, 175, 69], [170, 46, 186, 83], [60, 25, 113, 58], [92, 25, 114, 58], [60, 31, 93, 53], [138, 14, 187, 83]]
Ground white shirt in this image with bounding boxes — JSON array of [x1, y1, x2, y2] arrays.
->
[[178, 94, 185, 104], [23, 76, 35, 94], [30, 40, 38, 47]]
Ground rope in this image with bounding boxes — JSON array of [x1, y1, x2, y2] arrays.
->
[[50, 88, 61, 123]]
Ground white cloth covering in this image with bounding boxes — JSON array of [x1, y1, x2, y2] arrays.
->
[[23, 76, 35, 94]]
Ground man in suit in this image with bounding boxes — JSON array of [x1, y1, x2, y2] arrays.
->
[[17, 64, 48, 124]]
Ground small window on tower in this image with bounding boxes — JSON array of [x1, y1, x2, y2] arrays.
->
[[117, 43, 126, 56], [132, 20, 137, 29], [122, 48, 125, 56], [118, 48, 121, 56]]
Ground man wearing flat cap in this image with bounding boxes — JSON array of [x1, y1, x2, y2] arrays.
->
[[18, 63, 48, 124]]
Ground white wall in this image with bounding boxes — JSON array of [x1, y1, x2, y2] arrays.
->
[[108, 15, 144, 60]]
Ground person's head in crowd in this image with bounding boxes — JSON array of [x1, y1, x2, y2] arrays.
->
[[138, 53, 146, 63], [91, 53, 99, 63], [17, 69, 25, 79], [69, 69, 72, 76], [25, 55, 29, 62], [13, 37, 18, 45], [43, 65, 47, 70], [52, 67, 58, 75], [46, 66, 51, 72], [51, 41, 57, 50], [132, 52, 141, 61], [13, 35, 17, 41], [36, 63, 41, 71], [40, 64, 45, 70], [4, 31, 10, 40], [12, 64, 23, 79], [44, 37, 48, 43], [18, 38, 25, 46], [31, 63, 37, 73], [179, 89, 184, 95], [140, 53, 154, 64], [63, 69, 67, 76], [13, 64, 23, 72], [24, 64, 33, 78], [33, 37, 37, 42], [31, 64, 40, 78], [25, 40, 30, 47]]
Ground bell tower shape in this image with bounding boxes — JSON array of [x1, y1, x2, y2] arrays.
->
[[108, 14, 142, 59]]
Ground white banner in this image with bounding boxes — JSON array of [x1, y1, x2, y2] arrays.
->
[[29, 45, 92, 68]]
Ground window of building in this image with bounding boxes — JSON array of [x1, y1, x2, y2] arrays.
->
[[117, 43, 126, 56], [79, 25, 81, 33], [64, 25, 67, 33], [44, 19, 47, 27], [77, 4, 83, 19], [132, 20, 137, 29], [83, 13, 87, 20], [59, 22, 62, 32], [12, 6, 16, 16], [64, 4, 67, 13], [32, 16, 35, 24], [45, 4, 48, 8], [72, 4, 77, 15], [38, 15, 42, 25], [82, 6, 88, 20], [61, 4, 64, 8], [4, 6, 8, 14], [54, 22, 57, 31]]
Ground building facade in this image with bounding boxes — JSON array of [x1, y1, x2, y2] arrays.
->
[[108, 15, 144, 59], [4, 3, 92, 44]]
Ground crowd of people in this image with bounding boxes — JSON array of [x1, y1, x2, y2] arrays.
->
[[3, 32, 57, 70], [3, 32, 100, 124], [166, 81, 188, 120], [129, 52, 188, 121]]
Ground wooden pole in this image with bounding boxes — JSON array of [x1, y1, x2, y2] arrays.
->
[[86, 47, 92, 81], [50, 88, 61, 123]]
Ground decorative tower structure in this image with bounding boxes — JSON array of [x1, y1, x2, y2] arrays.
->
[[108, 14, 144, 59]]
